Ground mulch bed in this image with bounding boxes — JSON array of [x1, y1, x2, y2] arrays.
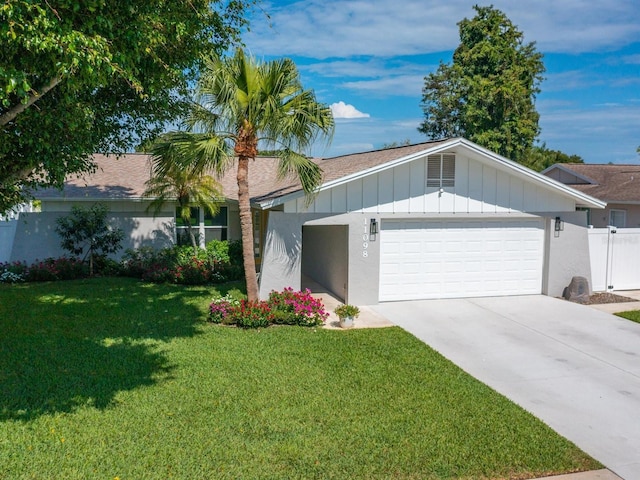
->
[[578, 292, 638, 305]]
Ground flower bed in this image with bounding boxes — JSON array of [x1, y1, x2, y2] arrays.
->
[[209, 288, 329, 328]]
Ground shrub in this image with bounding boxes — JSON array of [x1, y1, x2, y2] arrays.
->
[[55, 203, 124, 275], [120, 240, 244, 285], [141, 264, 176, 284], [0, 261, 28, 277], [227, 300, 272, 328], [121, 247, 164, 278], [268, 287, 329, 326], [0, 270, 24, 283], [175, 257, 212, 285], [209, 294, 242, 324], [26, 257, 88, 282], [206, 239, 230, 264]]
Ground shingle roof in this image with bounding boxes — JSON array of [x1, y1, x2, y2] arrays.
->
[[37, 139, 452, 204], [37, 153, 154, 199], [550, 164, 640, 203]]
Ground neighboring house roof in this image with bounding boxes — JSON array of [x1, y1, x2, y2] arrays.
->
[[542, 163, 640, 204], [37, 138, 605, 210], [36, 153, 290, 203]]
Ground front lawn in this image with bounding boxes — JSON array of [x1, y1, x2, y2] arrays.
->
[[0, 278, 599, 479], [616, 310, 640, 324]]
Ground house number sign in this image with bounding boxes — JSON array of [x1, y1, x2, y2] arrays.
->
[[362, 218, 369, 257]]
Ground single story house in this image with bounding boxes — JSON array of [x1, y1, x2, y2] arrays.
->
[[10, 137, 605, 304], [542, 163, 640, 228]]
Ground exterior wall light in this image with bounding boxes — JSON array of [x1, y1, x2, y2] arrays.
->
[[370, 218, 379, 236], [554, 216, 564, 237]]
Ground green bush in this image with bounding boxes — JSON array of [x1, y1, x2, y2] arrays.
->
[[227, 300, 272, 328], [175, 257, 212, 285], [25, 258, 88, 282], [120, 240, 244, 285]]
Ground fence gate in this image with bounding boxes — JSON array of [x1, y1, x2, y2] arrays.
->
[[588, 227, 640, 291]]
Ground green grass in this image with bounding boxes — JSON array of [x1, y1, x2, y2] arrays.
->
[[616, 309, 640, 323], [0, 278, 600, 479]]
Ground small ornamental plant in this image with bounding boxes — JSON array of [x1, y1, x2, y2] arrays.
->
[[209, 295, 240, 324], [0, 270, 24, 283], [334, 304, 360, 320]]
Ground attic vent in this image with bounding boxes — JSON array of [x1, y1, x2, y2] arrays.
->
[[426, 154, 455, 188]]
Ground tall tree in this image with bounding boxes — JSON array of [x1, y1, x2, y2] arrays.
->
[[143, 134, 223, 251], [419, 5, 545, 163], [155, 49, 334, 301], [524, 143, 584, 172], [0, 0, 250, 213]]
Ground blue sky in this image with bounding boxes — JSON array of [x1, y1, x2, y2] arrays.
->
[[243, 0, 640, 163]]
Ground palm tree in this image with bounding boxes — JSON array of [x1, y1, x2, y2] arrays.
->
[[155, 49, 334, 301], [144, 135, 224, 251]]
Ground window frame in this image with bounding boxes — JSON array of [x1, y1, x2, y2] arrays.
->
[[175, 205, 229, 246], [609, 209, 626, 228]]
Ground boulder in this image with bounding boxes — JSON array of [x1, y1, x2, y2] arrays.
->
[[562, 276, 590, 303]]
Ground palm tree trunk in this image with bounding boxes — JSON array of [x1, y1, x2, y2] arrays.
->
[[237, 156, 259, 301]]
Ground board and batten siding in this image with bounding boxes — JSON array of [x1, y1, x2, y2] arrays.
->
[[284, 154, 575, 214]]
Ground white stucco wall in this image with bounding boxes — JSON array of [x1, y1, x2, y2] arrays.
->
[[542, 211, 593, 297], [10, 211, 175, 264]]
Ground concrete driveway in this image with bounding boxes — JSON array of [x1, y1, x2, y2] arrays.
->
[[372, 295, 640, 480]]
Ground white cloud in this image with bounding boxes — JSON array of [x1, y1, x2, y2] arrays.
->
[[341, 74, 425, 98], [330, 101, 370, 119], [246, 0, 640, 59]]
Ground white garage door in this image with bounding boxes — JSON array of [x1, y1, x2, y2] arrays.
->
[[380, 219, 544, 301]]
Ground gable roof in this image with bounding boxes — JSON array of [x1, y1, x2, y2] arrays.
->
[[259, 137, 606, 210], [37, 138, 605, 210], [542, 163, 640, 204]]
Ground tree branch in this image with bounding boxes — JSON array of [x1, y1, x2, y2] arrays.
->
[[0, 75, 63, 126]]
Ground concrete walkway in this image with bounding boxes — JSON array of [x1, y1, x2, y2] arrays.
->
[[371, 295, 640, 480]]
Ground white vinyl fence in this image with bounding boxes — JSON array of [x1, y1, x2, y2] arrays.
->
[[588, 227, 640, 292]]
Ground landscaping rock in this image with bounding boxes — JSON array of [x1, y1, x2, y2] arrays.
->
[[562, 276, 590, 303]]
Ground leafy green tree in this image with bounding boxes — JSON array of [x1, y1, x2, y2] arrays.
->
[[381, 139, 412, 149], [143, 135, 224, 251], [55, 203, 124, 275], [523, 143, 584, 172], [155, 49, 334, 301], [419, 5, 545, 163], [0, 0, 250, 213]]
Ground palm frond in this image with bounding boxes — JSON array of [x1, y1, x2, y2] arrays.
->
[[276, 149, 323, 196]]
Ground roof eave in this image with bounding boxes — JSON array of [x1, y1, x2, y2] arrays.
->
[[457, 140, 606, 210], [540, 163, 598, 185], [258, 138, 463, 209]]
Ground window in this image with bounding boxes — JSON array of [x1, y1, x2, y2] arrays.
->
[[426, 154, 455, 188], [176, 206, 228, 246], [609, 209, 626, 228]]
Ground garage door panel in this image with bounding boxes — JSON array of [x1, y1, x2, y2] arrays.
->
[[380, 219, 543, 301]]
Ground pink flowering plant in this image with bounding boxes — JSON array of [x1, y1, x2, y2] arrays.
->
[[267, 287, 329, 326], [209, 294, 241, 324], [208, 287, 328, 328]]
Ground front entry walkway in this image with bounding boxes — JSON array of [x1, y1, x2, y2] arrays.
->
[[373, 295, 640, 480]]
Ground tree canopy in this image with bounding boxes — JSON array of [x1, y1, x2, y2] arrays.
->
[[523, 143, 584, 172], [0, 0, 250, 213], [418, 5, 545, 163]]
